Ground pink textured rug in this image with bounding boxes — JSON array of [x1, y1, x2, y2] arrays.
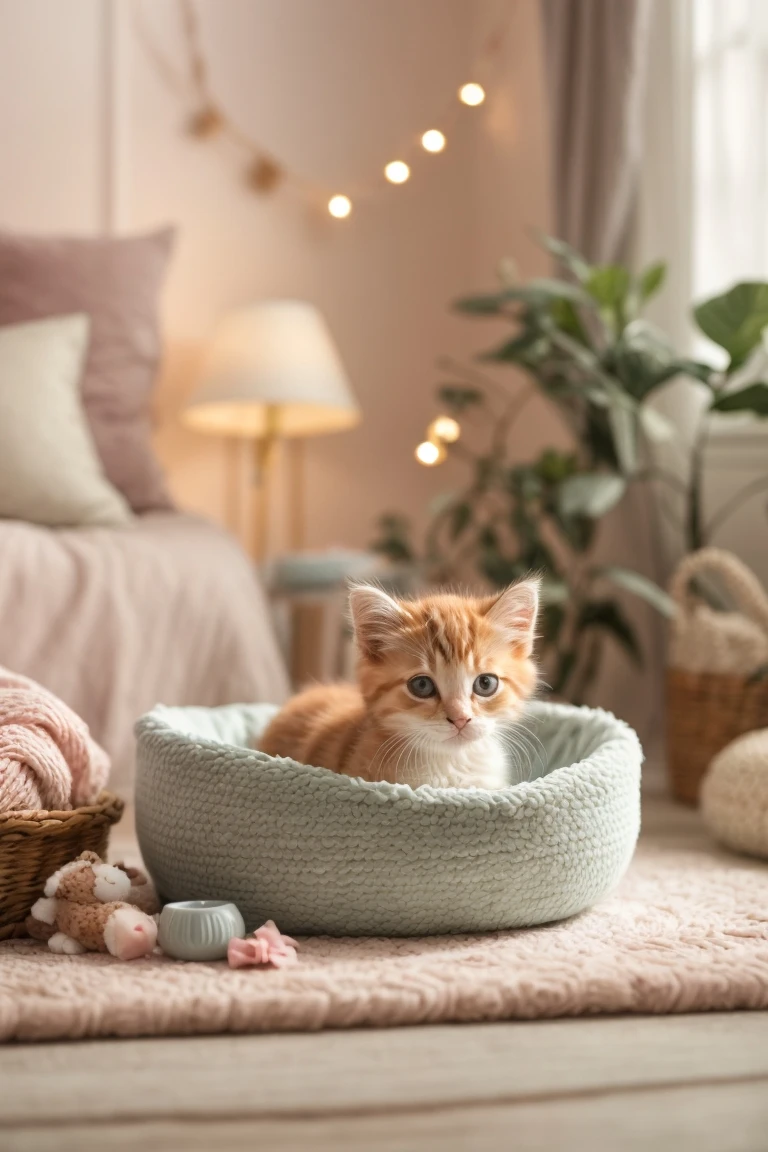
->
[[2, 841, 768, 1042]]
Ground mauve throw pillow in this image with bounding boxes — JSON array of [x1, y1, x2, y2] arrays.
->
[[0, 228, 175, 511]]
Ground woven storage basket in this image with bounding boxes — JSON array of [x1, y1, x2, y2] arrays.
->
[[0, 791, 123, 940], [667, 549, 768, 805]]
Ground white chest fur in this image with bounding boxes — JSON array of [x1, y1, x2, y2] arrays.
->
[[388, 736, 509, 791]]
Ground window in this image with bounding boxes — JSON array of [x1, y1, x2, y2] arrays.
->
[[693, 0, 768, 302]]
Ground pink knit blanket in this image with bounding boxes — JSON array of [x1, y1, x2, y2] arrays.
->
[[0, 666, 109, 813]]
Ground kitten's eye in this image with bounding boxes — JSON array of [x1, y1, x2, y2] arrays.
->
[[407, 675, 437, 699], [473, 674, 499, 698]]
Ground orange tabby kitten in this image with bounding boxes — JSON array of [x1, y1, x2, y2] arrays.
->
[[259, 579, 540, 789]]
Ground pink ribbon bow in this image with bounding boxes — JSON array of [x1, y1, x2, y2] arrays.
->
[[227, 920, 299, 969]]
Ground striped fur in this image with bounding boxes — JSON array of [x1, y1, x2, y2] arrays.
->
[[259, 580, 540, 789]]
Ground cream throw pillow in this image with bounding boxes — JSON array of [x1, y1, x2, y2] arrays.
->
[[0, 315, 131, 527]]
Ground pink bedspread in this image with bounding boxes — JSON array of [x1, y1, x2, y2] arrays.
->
[[0, 513, 289, 791]]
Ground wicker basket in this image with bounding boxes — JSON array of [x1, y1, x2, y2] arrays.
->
[[667, 550, 768, 805], [666, 667, 768, 804], [0, 791, 124, 940]]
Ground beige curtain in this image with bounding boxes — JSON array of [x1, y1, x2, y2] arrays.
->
[[541, 0, 663, 760], [541, 0, 654, 263]]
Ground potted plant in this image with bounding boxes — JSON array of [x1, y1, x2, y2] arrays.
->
[[373, 237, 768, 702]]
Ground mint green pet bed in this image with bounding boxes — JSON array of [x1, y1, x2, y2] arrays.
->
[[135, 702, 642, 937]]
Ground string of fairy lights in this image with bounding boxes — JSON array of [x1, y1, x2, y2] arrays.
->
[[415, 415, 461, 466], [134, 1, 502, 460], [134, 0, 503, 220], [327, 82, 486, 219]]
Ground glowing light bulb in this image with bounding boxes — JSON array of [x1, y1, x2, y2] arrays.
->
[[459, 82, 486, 106], [415, 440, 443, 466], [384, 160, 410, 184], [421, 129, 446, 153], [328, 194, 352, 218], [429, 415, 461, 443]]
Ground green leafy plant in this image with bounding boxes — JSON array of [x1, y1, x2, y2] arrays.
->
[[372, 236, 768, 702]]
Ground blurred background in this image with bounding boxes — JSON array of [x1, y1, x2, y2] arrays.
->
[[1, 0, 767, 793]]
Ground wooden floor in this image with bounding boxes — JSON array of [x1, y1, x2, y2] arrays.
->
[[2, 793, 767, 1152]]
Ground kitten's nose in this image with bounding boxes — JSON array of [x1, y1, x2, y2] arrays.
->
[[448, 715, 471, 730]]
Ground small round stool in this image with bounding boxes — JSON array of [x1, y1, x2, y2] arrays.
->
[[701, 728, 768, 859]]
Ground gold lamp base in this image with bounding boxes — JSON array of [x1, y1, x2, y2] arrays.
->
[[252, 407, 279, 563], [227, 405, 306, 564]]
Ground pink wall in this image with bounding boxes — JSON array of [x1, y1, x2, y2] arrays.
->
[[0, 0, 662, 741], [0, 0, 553, 556]]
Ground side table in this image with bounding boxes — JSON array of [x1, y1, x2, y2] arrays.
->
[[266, 552, 416, 688]]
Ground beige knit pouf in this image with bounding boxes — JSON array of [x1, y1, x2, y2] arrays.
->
[[701, 728, 768, 859]]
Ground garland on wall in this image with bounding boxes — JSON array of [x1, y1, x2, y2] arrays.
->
[[134, 0, 506, 220]]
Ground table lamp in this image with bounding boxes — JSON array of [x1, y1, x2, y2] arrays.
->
[[184, 300, 360, 559]]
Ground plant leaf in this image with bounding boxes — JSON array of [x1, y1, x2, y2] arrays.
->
[[609, 324, 714, 396], [370, 514, 414, 563], [585, 265, 631, 309], [479, 525, 498, 550], [539, 234, 593, 281], [437, 385, 484, 412], [508, 464, 543, 501], [611, 319, 675, 399], [533, 449, 578, 484], [540, 602, 566, 648], [687, 467, 703, 551], [639, 405, 676, 442], [607, 403, 638, 475], [597, 371, 639, 411], [514, 278, 588, 303], [481, 326, 548, 363], [663, 358, 716, 387], [449, 502, 472, 540], [638, 261, 667, 301], [583, 409, 622, 469], [558, 473, 627, 518], [523, 541, 558, 572], [597, 566, 677, 618], [475, 456, 495, 491], [550, 297, 591, 345], [596, 369, 642, 472], [480, 551, 524, 589], [549, 328, 602, 371], [453, 294, 507, 316], [428, 491, 459, 519], [552, 510, 595, 553], [577, 599, 642, 665], [551, 649, 578, 695], [540, 578, 570, 605], [694, 282, 768, 370], [709, 381, 768, 415], [455, 278, 587, 314]]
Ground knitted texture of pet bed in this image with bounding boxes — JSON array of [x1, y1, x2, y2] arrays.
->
[[135, 702, 642, 936]]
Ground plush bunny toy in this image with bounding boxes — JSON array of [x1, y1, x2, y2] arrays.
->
[[26, 851, 158, 960]]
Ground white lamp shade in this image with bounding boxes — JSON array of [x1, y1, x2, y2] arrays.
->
[[184, 300, 360, 438]]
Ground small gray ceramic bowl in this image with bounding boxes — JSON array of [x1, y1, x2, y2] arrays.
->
[[158, 900, 245, 961]]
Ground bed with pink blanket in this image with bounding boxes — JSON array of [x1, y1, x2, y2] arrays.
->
[[0, 513, 289, 790]]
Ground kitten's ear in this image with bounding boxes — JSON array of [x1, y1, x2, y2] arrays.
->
[[349, 585, 405, 660], [483, 578, 540, 656]]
